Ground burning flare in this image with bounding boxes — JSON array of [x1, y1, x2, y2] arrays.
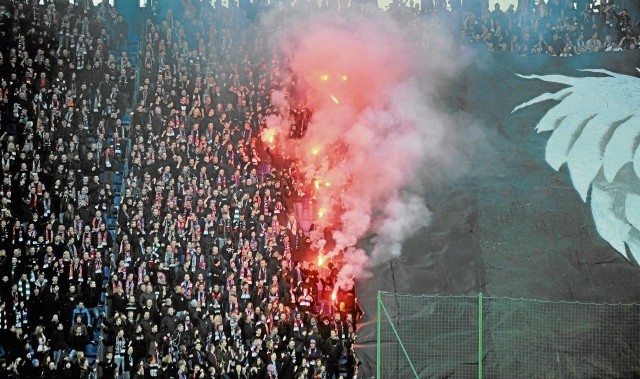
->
[[262, 128, 276, 145]]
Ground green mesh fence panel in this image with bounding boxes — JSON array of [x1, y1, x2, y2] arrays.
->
[[377, 293, 480, 378], [377, 292, 640, 379], [485, 298, 640, 379]]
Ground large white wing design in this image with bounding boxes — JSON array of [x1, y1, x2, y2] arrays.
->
[[513, 69, 640, 263]]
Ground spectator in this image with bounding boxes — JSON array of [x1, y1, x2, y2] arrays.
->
[[70, 301, 91, 329], [586, 31, 603, 52], [67, 325, 89, 362]]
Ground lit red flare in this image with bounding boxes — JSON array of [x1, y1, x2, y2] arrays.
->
[[313, 179, 330, 190], [262, 128, 276, 144]]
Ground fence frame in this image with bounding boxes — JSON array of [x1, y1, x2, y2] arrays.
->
[[375, 291, 640, 379]]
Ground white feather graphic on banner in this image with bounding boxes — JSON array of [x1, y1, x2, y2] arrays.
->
[[513, 69, 640, 263]]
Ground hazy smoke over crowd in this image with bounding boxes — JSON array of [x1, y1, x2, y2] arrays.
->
[[264, 10, 473, 290]]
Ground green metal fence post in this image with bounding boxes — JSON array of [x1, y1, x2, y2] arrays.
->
[[478, 292, 483, 379], [377, 291, 381, 379], [379, 300, 420, 378]]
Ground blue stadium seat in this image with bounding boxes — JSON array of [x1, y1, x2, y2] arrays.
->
[[85, 341, 98, 365]]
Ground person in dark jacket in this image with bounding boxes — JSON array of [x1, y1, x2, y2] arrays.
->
[[67, 325, 89, 360], [49, 322, 66, 366], [107, 286, 127, 316], [97, 350, 117, 379]]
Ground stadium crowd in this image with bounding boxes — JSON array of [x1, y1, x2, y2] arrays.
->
[[0, 0, 360, 378], [447, 0, 639, 55], [0, 0, 635, 378]]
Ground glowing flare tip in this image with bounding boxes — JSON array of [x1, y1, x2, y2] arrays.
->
[[330, 94, 339, 104], [263, 129, 276, 144], [320, 74, 329, 81]]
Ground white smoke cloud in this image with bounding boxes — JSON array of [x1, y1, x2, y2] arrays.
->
[[371, 192, 433, 262]]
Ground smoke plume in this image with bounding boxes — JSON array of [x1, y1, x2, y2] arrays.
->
[[263, 9, 475, 290]]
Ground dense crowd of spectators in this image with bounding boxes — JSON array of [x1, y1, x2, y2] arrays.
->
[[386, 0, 638, 55], [431, 0, 638, 55], [0, 0, 361, 378], [0, 0, 635, 378]]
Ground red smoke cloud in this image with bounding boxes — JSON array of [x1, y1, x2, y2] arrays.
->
[[266, 11, 470, 291], [289, 20, 412, 111]]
